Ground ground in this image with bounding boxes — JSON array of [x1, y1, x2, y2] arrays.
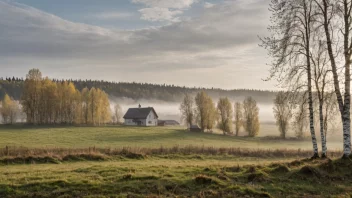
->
[[1, 156, 352, 197], [0, 125, 349, 197], [0, 125, 343, 150]]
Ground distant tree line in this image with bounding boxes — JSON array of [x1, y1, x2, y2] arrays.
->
[[0, 77, 277, 103], [180, 91, 260, 137]]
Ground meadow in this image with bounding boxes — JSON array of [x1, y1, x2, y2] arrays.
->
[[1, 156, 352, 197], [0, 124, 350, 197], [0, 124, 343, 150]]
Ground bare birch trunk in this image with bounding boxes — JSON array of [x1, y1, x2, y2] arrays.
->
[[319, 103, 327, 157], [305, 0, 319, 157], [342, 0, 351, 157], [320, 0, 351, 157], [308, 72, 319, 157]]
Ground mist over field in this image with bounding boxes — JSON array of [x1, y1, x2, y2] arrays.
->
[[110, 97, 275, 124], [109, 96, 344, 143]]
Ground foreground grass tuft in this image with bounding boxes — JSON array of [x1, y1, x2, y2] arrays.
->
[[1, 157, 352, 197], [194, 174, 216, 185]]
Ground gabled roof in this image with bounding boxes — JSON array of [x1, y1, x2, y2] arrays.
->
[[123, 107, 158, 119], [158, 120, 180, 125]]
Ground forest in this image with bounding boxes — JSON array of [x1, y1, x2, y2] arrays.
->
[[0, 76, 277, 103]]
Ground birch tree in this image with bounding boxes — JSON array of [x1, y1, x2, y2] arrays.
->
[[314, 0, 352, 158], [21, 69, 42, 124], [262, 0, 319, 157], [310, 40, 334, 157]]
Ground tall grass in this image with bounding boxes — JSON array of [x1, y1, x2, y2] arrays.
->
[[0, 145, 343, 160]]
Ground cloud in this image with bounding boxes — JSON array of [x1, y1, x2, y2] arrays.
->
[[139, 7, 182, 22], [93, 12, 135, 20], [132, 0, 198, 22], [204, 2, 215, 8], [131, 0, 198, 9], [0, 0, 273, 89]]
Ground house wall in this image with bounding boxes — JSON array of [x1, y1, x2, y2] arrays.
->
[[124, 119, 149, 126], [146, 111, 158, 126]]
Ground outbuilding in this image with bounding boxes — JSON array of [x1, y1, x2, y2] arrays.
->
[[189, 125, 202, 132]]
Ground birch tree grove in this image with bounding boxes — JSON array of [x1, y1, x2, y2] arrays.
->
[[313, 0, 352, 158], [311, 40, 333, 157], [21, 69, 111, 125], [262, 0, 319, 157], [264, 0, 352, 158]]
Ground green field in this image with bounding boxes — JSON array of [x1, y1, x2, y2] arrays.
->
[[0, 125, 343, 150], [1, 156, 352, 197], [0, 125, 349, 197]]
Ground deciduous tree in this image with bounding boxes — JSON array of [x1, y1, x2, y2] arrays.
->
[[180, 94, 194, 127], [273, 92, 292, 139], [234, 102, 243, 136], [1, 94, 19, 124], [217, 97, 233, 134], [243, 97, 260, 137]]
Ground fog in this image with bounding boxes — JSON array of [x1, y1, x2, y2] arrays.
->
[[110, 97, 275, 124]]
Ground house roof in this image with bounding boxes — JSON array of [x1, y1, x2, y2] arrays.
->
[[158, 120, 180, 125], [123, 107, 158, 119]]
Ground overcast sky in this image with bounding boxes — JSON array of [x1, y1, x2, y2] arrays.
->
[[0, 0, 275, 89]]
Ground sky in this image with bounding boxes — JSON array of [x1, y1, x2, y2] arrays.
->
[[0, 0, 275, 90]]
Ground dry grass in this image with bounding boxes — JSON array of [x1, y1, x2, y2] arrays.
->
[[0, 145, 343, 165], [2, 157, 352, 197]]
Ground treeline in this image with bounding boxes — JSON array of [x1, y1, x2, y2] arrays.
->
[[0, 77, 276, 103], [1, 69, 111, 125], [180, 91, 260, 137]]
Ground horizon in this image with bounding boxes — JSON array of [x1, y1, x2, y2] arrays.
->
[[0, 73, 279, 92], [0, 0, 274, 90]]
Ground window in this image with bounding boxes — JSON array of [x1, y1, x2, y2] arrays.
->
[[148, 121, 152, 124]]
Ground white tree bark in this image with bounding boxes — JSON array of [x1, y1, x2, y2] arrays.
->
[[317, 0, 351, 157]]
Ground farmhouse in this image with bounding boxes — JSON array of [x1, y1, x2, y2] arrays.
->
[[123, 105, 158, 126]]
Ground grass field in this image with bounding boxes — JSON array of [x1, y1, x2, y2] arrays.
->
[[0, 125, 344, 150], [0, 125, 349, 197], [1, 156, 352, 197]]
